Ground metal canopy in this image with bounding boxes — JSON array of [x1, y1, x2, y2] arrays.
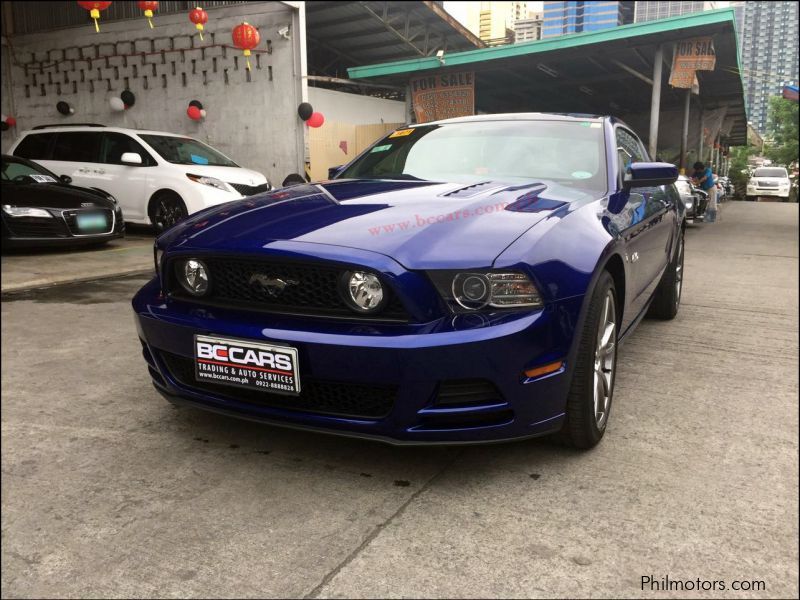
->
[[306, 1, 484, 78], [347, 8, 747, 145]]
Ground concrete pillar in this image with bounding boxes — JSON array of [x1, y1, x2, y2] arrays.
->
[[648, 45, 664, 160], [679, 89, 691, 173]]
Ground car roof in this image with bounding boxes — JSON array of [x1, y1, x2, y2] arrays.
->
[[16, 126, 189, 137], [419, 112, 607, 126]]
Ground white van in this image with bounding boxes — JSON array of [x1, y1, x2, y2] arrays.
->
[[9, 124, 271, 230], [746, 166, 791, 201]]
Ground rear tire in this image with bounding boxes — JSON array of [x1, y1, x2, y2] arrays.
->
[[648, 228, 684, 320], [150, 193, 188, 232], [555, 271, 618, 449]]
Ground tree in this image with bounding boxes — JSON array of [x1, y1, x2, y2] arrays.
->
[[764, 96, 799, 167]]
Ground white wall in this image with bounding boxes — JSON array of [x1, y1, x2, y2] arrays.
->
[[0, 2, 305, 185], [307, 87, 406, 126]]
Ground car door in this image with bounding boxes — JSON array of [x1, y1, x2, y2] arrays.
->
[[49, 131, 104, 191], [612, 127, 675, 326], [98, 132, 155, 221]]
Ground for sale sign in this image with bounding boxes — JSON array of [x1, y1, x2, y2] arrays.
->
[[410, 71, 475, 123], [669, 37, 716, 88]]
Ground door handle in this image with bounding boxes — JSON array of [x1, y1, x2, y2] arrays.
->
[[95, 169, 105, 175]]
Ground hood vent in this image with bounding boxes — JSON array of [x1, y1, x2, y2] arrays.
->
[[440, 181, 503, 198]]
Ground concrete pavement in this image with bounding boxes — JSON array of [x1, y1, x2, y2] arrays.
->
[[1, 202, 797, 598]]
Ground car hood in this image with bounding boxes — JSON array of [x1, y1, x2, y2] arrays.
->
[[176, 164, 268, 186], [2, 181, 116, 210], [162, 179, 594, 269]]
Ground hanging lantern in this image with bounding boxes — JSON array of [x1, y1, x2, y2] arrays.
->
[[137, 1, 158, 29], [232, 22, 260, 71], [77, 1, 112, 33], [189, 7, 208, 41]]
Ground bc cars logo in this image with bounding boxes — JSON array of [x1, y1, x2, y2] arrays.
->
[[197, 341, 292, 372]]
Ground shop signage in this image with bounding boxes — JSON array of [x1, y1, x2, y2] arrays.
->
[[410, 71, 475, 123], [669, 37, 716, 89]]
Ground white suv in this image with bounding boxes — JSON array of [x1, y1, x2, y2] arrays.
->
[[746, 166, 791, 201], [9, 124, 271, 230]]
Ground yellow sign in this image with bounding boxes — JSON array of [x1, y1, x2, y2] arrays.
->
[[669, 37, 716, 89], [410, 71, 475, 123], [389, 128, 415, 138]]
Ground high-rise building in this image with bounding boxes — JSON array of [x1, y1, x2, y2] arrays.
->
[[739, 1, 799, 134], [633, 1, 717, 23], [514, 13, 543, 42], [541, 1, 634, 39], [728, 1, 746, 57], [466, 2, 529, 44]]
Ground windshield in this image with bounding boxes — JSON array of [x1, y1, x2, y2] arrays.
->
[[753, 167, 788, 178], [139, 135, 238, 167], [1, 157, 58, 182], [339, 120, 607, 194]]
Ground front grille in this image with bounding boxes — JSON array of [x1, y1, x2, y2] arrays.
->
[[5, 217, 68, 238], [228, 182, 272, 197], [158, 350, 396, 419], [168, 256, 409, 321], [62, 209, 114, 235]]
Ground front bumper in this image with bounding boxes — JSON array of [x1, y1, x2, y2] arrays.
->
[[133, 277, 583, 444]]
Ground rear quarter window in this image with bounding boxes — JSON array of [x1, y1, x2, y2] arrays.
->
[[13, 133, 55, 160], [51, 131, 103, 163]]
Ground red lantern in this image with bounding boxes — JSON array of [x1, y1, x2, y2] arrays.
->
[[6, 117, 17, 127], [189, 7, 208, 41], [232, 22, 260, 71], [77, 1, 112, 33], [138, 1, 158, 29], [187, 106, 202, 121], [307, 112, 325, 128]]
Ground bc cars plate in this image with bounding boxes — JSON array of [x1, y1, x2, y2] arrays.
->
[[194, 335, 300, 395]]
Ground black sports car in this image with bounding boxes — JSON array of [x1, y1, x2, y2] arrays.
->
[[2, 155, 124, 248]]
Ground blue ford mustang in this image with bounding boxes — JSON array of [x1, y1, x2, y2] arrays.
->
[[133, 114, 683, 448]]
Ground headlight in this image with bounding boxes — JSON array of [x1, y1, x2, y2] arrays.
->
[[685, 199, 694, 208], [2, 205, 53, 218], [339, 270, 387, 314], [186, 173, 232, 193], [435, 270, 543, 311], [175, 258, 210, 296]]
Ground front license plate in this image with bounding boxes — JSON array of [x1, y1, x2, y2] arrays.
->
[[194, 335, 301, 395], [76, 213, 107, 230]]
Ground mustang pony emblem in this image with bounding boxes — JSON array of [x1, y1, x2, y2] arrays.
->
[[248, 274, 298, 297]]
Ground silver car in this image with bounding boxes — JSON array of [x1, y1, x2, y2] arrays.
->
[[675, 175, 707, 221]]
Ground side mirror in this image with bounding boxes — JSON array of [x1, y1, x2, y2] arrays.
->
[[59, 174, 72, 184], [622, 162, 678, 191], [328, 165, 344, 179], [120, 152, 143, 166]]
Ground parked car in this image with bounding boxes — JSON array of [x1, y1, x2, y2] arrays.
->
[[133, 114, 683, 449], [8, 124, 271, 231], [2, 154, 124, 249], [746, 166, 791, 201], [675, 174, 707, 220]]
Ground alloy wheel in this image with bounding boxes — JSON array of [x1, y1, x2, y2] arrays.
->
[[155, 198, 186, 231], [593, 290, 617, 429]]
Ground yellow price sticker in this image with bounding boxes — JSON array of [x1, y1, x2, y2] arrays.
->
[[389, 129, 415, 138]]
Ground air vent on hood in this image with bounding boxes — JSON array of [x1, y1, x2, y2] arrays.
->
[[440, 181, 503, 198]]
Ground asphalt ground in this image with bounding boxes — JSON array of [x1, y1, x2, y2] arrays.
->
[[1, 201, 797, 598]]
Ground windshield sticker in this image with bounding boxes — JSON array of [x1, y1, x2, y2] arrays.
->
[[389, 129, 415, 138], [190, 154, 209, 165], [571, 171, 592, 179], [370, 144, 393, 153], [29, 174, 58, 183]]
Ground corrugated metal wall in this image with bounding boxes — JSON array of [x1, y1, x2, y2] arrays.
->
[[7, 1, 254, 35]]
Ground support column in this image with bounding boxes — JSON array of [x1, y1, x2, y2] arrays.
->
[[648, 45, 664, 159], [679, 89, 691, 173]]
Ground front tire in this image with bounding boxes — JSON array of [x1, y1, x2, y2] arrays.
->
[[150, 193, 188, 232], [648, 228, 684, 320], [556, 271, 618, 449]]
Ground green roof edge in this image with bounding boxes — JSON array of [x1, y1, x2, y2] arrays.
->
[[347, 7, 740, 80]]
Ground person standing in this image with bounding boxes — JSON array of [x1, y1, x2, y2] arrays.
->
[[692, 161, 717, 222]]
